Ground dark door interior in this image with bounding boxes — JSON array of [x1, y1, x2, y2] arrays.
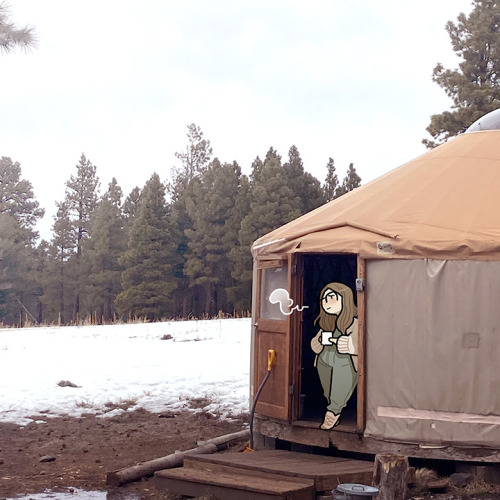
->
[[299, 253, 358, 427]]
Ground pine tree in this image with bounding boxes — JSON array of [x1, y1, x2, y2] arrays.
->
[[283, 145, 326, 214], [0, 158, 44, 325], [336, 163, 362, 197], [168, 123, 213, 201], [65, 153, 100, 255], [0, 156, 44, 240], [0, 4, 36, 53], [0, 214, 37, 325], [64, 153, 100, 321], [246, 148, 302, 237], [323, 157, 340, 202], [249, 155, 267, 188], [41, 202, 76, 324], [169, 195, 193, 317], [122, 186, 142, 234], [226, 155, 266, 312], [167, 124, 213, 316], [86, 179, 126, 323], [116, 173, 176, 320], [423, 1, 500, 147], [183, 159, 243, 316], [32, 240, 49, 324], [233, 148, 302, 309], [226, 174, 251, 311]]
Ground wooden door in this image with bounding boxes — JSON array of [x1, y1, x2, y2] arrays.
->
[[253, 257, 293, 421]]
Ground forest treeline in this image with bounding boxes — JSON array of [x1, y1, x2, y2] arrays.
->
[[0, 124, 361, 326], [3, 0, 499, 326]]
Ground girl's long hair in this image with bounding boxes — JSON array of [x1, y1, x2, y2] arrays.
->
[[314, 282, 357, 335]]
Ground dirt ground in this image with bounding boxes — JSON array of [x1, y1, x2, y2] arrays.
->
[[0, 407, 248, 499], [3, 408, 500, 500]]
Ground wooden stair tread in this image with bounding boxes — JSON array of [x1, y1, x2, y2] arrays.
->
[[156, 466, 314, 492], [184, 450, 374, 490], [187, 450, 372, 470], [155, 466, 315, 499], [155, 450, 375, 498]]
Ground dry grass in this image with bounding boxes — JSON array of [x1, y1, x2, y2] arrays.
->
[[410, 467, 440, 495], [458, 478, 494, 496], [103, 396, 140, 411], [3, 311, 251, 329], [75, 398, 95, 409]]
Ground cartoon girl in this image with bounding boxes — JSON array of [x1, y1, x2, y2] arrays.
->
[[310, 282, 358, 430]]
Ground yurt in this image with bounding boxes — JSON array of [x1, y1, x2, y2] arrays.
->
[[250, 110, 500, 461]]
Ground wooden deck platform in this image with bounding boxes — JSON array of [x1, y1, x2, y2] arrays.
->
[[154, 450, 374, 499]]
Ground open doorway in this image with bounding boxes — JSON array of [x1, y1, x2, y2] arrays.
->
[[299, 253, 358, 429]]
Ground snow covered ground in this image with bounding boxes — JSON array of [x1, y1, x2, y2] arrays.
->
[[0, 318, 252, 426]]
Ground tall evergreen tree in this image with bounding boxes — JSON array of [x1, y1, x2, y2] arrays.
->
[[323, 157, 340, 202], [226, 174, 251, 312], [168, 124, 213, 316], [32, 240, 49, 324], [249, 156, 265, 185], [86, 178, 126, 323], [122, 186, 142, 235], [0, 156, 44, 240], [184, 159, 243, 316], [169, 195, 193, 317], [423, 1, 500, 147], [64, 153, 100, 321], [169, 123, 213, 201], [336, 163, 362, 197], [42, 202, 76, 324], [0, 158, 44, 325], [245, 148, 302, 237], [116, 173, 176, 320], [233, 148, 302, 309], [0, 214, 38, 325], [283, 145, 326, 214]]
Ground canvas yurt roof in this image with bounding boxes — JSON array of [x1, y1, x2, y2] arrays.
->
[[252, 125, 500, 261]]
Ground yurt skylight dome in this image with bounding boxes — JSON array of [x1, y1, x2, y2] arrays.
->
[[466, 108, 500, 132]]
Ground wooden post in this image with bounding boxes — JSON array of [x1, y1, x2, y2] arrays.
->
[[356, 256, 366, 432], [372, 453, 409, 500]]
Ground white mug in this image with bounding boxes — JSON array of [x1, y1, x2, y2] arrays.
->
[[321, 331, 334, 346]]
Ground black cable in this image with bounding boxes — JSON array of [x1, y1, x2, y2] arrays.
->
[[249, 369, 272, 450]]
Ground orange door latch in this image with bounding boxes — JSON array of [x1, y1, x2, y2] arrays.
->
[[268, 349, 276, 371]]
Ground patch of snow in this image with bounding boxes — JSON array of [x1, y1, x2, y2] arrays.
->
[[0, 318, 251, 426]]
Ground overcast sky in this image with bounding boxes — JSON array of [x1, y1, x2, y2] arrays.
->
[[3, 1, 474, 240]]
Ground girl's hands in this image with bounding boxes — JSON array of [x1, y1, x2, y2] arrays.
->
[[337, 335, 356, 355], [311, 331, 324, 354]]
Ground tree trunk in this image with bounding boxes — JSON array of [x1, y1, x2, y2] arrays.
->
[[205, 281, 213, 317], [73, 294, 80, 324], [37, 298, 43, 324], [372, 453, 409, 500]]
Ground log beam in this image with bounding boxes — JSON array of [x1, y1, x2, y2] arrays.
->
[[106, 429, 249, 486]]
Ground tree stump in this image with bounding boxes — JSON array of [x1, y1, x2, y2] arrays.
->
[[372, 453, 409, 500]]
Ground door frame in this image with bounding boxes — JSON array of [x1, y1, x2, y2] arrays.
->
[[289, 253, 367, 433], [252, 252, 367, 432]]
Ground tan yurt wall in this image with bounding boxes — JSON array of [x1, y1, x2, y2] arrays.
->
[[364, 258, 500, 447]]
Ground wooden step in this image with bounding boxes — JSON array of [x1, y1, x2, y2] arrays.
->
[[154, 450, 374, 498], [154, 466, 315, 499], [184, 450, 374, 491]]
